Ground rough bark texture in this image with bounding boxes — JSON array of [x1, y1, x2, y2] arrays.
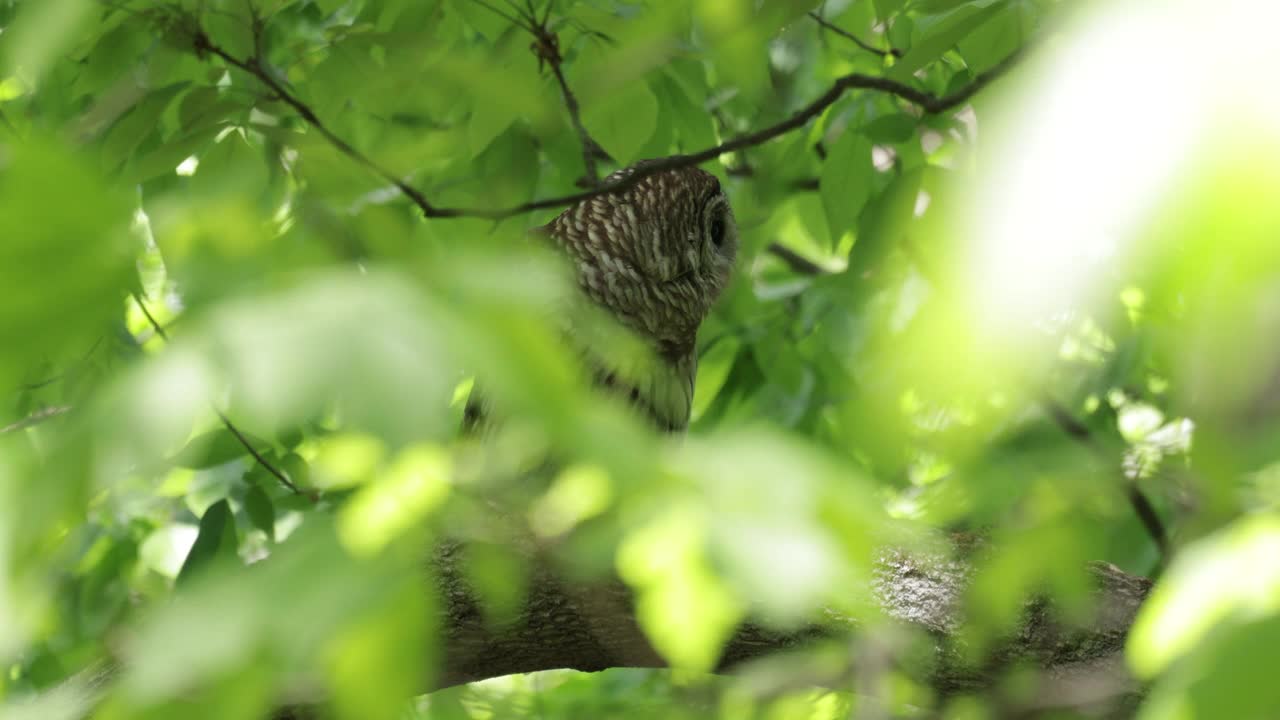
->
[[431, 539, 1153, 713]]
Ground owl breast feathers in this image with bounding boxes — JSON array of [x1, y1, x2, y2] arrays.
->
[[466, 159, 738, 434]]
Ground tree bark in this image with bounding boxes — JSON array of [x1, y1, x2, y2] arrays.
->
[[432, 539, 1152, 713]]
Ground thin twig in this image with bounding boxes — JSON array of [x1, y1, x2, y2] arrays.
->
[[1039, 396, 1169, 562], [472, 0, 603, 186], [725, 164, 819, 192], [767, 243, 828, 276], [0, 106, 21, 138], [193, 34, 440, 217], [190, 25, 1023, 221], [423, 51, 1020, 219], [547, 59, 599, 186], [13, 338, 105, 392], [131, 292, 303, 495], [808, 11, 902, 59], [1, 406, 72, 434], [214, 408, 301, 494], [469, 0, 536, 33]]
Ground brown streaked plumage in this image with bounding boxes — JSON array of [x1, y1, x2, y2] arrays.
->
[[467, 158, 738, 433]]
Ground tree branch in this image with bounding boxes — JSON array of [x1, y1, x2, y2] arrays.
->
[[808, 11, 903, 59], [481, 0, 610, 188], [131, 292, 304, 497], [187, 20, 1024, 221], [1039, 396, 1170, 563], [64, 538, 1153, 718], [471, 0, 612, 187], [428, 539, 1150, 713], [192, 33, 441, 218], [0, 405, 72, 434], [766, 243, 828, 276], [547, 58, 603, 187]]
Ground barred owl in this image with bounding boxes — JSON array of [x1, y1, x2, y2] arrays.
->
[[465, 159, 738, 433]]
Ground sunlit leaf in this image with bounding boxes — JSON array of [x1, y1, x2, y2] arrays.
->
[[618, 507, 744, 672], [1129, 514, 1280, 678], [337, 444, 451, 555]]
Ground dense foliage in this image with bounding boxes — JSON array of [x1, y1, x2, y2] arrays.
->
[[2, 0, 1279, 718]]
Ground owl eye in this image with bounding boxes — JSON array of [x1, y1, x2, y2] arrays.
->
[[709, 215, 726, 248]]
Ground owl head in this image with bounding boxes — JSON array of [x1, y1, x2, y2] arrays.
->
[[543, 159, 738, 360]]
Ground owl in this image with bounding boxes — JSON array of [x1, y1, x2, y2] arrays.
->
[[465, 159, 738, 433]]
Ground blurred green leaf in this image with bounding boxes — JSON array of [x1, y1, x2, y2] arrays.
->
[[1, 0, 93, 84], [170, 429, 256, 470], [691, 336, 741, 422], [0, 138, 133, 384], [337, 444, 450, 555], [243, 485, 276, 542], [176, 500, 238, 585], [618, 507, 744, 673], [1129, 514, 1280, 678], [850, 167, 924, 275], [889, 1, 1008, 82], [1138, 615, 1280, 720]]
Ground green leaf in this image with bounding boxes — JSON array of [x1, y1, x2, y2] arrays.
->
[[124, 125, 223, 184], [187, 131, 272, 202], [243, 485, 276, 542], [176, 499, 238, 585], [1129, 514, 1280, 678], [751, 339, 814, 427], [863, 112, 919, 144], [280, 453, 312, 490], [102, 82, 189, 156], [1144, 616, 1280, 720], [0, 139, 134, 385], [819, 130, 874, 244], [692, 337, 742, 422], [447, 0, 508, 40], [1, 0, 93, 84], [336, 445, 450, 555], [617, 508, 744, 672], [956, 1, 1025, 74], [580, 79, 659, 165], [171, 429, 258, 470], [910, 0, 979, 12], [850, 167, 925, 275], [874, 0, 906, 22], [177, 87, 245, 135], [202, 4, 255, 60], [889, 1, 1008, 82]]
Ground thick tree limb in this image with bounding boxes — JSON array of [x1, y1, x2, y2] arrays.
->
[[432, 540, 1151, 712], [61, 537, 1150, 719]]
